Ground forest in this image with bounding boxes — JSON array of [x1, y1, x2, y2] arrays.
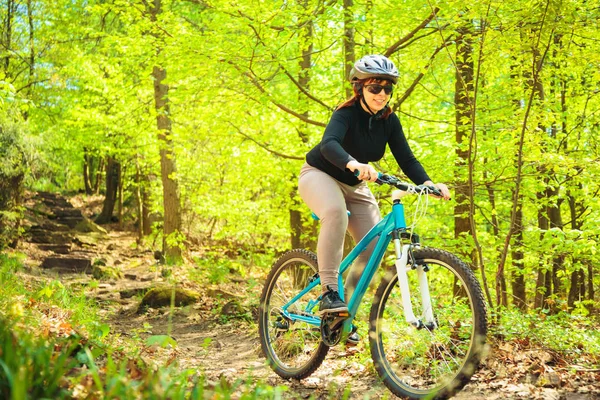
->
[[1, 0, 599, 398]]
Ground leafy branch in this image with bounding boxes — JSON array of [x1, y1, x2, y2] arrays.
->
[[227, 121, 303, 160]]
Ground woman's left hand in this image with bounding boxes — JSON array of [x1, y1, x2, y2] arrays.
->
[[423, 181, 451, 200]]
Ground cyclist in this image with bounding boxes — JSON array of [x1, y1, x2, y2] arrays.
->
[[298, 54, 450, 344]]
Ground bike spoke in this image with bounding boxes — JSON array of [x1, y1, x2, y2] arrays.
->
[[259, 250, 328, 379], [370, 249, 487, 398]]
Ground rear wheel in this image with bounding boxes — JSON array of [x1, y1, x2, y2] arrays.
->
[[258, 249, 328, 379], [369, 247, 488, 399]]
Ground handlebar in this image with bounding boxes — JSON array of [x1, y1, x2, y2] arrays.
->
[[377, 173, 444, 198], [354, 170, 444, 198]]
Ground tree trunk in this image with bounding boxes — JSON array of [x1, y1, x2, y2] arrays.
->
[[290, 185, 304, 249], [93, 157, 104, 194], [343, 0, 355, 99], [453, 25, 474, 265], [290, 0, 316, 251], [148, 0, 182, 262], [142, 183, 152, 236], [95, 156, 120, 224], [117, 164, 124, 229], [502, 18, 551, 311], [135, 160, 144, 244], [2, 0, 14, 77], [588, 264, 594, 314], [23, 0, 34, 120], [511, 206, 526, 310], [508, 58, 526, 310], [567, 269, 585, 310], [152, 64, 182, 261], [83, 148, 93, 195], [534, 193, 550, 309], [567, 182, 593, 312]]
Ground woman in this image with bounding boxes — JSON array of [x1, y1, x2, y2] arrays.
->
[[298, 54, 450, 343]]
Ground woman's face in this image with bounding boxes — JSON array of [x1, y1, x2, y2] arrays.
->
[[360, 79, 393, 113]]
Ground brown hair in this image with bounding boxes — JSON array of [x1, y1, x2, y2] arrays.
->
[[336, 77, 394, 119]]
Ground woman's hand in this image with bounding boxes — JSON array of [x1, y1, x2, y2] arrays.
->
[[346, 160, 379, 182], [423, 180, 451, 200]]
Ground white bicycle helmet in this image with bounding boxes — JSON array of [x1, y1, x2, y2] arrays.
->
[[349, 54, 399, 84]]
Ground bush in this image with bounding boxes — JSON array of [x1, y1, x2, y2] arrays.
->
[[0, 316, 80, 399], [0, 117, 28, 250]]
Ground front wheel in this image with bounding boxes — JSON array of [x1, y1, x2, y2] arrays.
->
[[258, 249, 329, 379], [369, 247, 488, 399]]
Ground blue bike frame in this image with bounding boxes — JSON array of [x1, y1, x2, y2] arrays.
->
[[280, 200, 409, 335]]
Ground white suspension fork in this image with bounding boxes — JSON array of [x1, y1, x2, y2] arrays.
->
[[393, 239, 437, 329]]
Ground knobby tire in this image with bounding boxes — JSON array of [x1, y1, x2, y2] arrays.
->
[[258, 249, 329, 379], [369, 247, 488, 399]]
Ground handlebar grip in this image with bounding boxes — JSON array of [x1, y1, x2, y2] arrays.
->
[[422, 185, 445, 198], [353, 169, 384, 180]]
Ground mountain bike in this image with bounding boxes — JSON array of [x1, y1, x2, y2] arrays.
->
[[258, 173, 488, 399]]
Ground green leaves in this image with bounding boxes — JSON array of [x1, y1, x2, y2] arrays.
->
[[146, 334, 178, 349], [1, 0, 599, 313]]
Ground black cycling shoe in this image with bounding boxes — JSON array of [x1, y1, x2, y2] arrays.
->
[[346, 325, 360, 346], [318, 287, 349, 315]]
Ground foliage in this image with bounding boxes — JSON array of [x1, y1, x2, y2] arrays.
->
[[0, 252, 290, 398], [0, 114, 27, 249], [0, 315, 80, 399], [495, 308, 600, 361], [1, 0, 599, 341]]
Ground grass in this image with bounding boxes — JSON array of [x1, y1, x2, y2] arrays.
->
[[494, 307, 600, 362], [4, 245, 600, 399], [0, 251, 288, 399]]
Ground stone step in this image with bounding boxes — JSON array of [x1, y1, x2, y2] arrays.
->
[[55, 217, 85, 228], [53, 208, 83, 218], [29, 223, 70, 232], [37, 244, 72, 254], [37, 195, 72, 208], [40, 257, 92, 273], [29, 233, 72, 245], [36, 192, 63, 200]]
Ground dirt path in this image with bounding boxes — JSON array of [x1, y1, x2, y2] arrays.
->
[[19, 192, 600, 399]]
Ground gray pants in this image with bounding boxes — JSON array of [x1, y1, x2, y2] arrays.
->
[[298, 163, 380, 295]]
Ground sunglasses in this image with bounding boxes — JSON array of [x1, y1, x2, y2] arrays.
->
[[365, 84, 394, 95]]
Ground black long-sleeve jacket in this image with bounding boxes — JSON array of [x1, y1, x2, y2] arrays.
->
[[306, 101, 431, 186]]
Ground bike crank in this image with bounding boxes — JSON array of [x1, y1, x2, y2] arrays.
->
[[320, 311, 349, 347]]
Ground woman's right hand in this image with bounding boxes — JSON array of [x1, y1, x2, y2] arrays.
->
[[347, 160, 379, 182]]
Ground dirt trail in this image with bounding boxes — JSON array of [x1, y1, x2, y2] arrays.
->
[[17, 192, 600, 399]]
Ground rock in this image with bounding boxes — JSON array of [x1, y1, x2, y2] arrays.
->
[[73, 233, 105, 247], [153, 251, 165, 264], [74, 218, 107, 234], [93, 258, 107, 266], [207, 288, 242, 300], [137, 287, 200, 313], [120, 287, 149, 299], [221, 300, 244, 316], [92, 265, 123, 280], [538, 372, 562, 388]]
